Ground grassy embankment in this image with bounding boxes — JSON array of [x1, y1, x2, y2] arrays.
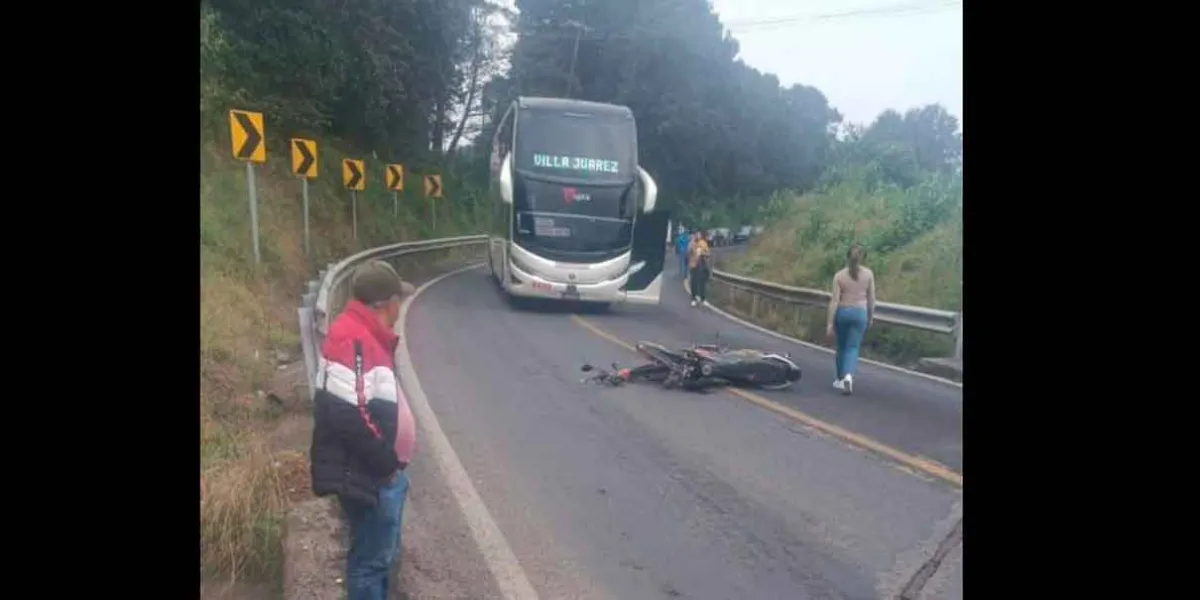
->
[[199, 115, 485, 593], [718, 169, 962, 367]]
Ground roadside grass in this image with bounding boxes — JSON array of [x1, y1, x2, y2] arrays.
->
[[721, 172, 962, 367]]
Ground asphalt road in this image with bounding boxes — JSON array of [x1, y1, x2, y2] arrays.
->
[[405, 260, 963, 599], [603, 252, 962, 473]]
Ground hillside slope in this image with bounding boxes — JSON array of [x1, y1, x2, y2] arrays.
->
[[199, 126, 485, 592], [721, 169, 962, 364]]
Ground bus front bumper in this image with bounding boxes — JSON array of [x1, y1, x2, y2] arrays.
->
[[507, 262, 630, 302]]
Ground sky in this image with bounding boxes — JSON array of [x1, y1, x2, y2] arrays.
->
[[710, 0, 963, 128]]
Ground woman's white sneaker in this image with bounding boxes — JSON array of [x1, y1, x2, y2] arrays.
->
[[690, 299, 698, 307], [842, 374, 853, 395], [832, 378, 845, 391]]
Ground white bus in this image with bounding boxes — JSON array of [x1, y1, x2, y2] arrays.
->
[[487, 96, 669, 306]]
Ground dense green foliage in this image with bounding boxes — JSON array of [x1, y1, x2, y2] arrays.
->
[[201, 0, 492, 161], [748, 103, 964, 288], [724, 106, 963, 365]]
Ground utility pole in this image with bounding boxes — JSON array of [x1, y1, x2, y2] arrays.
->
[[564, 20, 590, 97]]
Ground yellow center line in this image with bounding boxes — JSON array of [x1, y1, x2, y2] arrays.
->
[[569, 314, 963, 489], [571, 314, 637, 352]]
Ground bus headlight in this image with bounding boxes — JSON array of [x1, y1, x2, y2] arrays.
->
[[638, 166, 657, 213]]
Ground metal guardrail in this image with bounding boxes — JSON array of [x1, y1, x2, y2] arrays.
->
[[297, 234, 489, 396], [295, 239, 961, 381], [709, 268, 963, 360]]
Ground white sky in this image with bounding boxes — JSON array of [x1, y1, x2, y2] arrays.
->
[[710, 0, 963, 127]]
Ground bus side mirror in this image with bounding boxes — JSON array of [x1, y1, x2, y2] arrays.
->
[[638, 166, 657, 213], [499, 153, 514, 205]]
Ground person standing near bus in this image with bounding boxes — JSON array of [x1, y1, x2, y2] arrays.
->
[[675, 228, 690, 279], [688, 231, 711, 307], [826, 243, 875, 395]]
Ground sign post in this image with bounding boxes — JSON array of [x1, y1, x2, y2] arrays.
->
[[291, 139, 318, 256], [343, 159, 366, 241], [424, 173, 443, 232], [229, 109, 266, 265], [386, 164, 405, 217]]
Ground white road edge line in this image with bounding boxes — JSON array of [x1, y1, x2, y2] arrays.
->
[[685, 278, 963, 389], [395, 262, 540, 600]]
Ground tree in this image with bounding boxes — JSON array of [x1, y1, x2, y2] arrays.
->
[[200, 0, 485, 162], [446, 1, 516, 158]]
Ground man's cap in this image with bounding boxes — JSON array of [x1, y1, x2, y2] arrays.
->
[[350, 260, 415, 305]]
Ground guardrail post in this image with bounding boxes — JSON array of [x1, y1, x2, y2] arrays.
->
[[297, 306, 318, 400], [953, 312, 963, 361], [750, 292, 759, 320]]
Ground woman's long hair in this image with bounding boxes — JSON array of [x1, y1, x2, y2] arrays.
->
[[847, 243, 865, 281]]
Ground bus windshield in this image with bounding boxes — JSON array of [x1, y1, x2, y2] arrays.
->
[[514, 110, 636, 184], [511, 177, 636, 260]]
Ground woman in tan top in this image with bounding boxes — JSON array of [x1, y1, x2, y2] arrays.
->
[[826, 243, 875, 395]]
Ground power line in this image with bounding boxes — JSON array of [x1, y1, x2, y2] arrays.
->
[[518, 1, 961, 42], [723, 1, 962, 29]]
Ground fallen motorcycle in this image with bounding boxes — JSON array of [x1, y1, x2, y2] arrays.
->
[[581, 341, 801, 392]]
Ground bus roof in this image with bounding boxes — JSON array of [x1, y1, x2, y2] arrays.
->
[[517, 96, 633, 120]]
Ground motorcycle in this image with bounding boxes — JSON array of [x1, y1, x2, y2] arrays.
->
[[581, 341, 802, 392]]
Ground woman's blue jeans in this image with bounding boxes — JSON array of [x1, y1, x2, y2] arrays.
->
[[834, 306, 869, 380]]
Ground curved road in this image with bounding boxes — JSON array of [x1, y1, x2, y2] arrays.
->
[[405, 258, 963, 599]]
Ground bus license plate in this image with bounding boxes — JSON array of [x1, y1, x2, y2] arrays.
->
[[562, 284, 580, 300]]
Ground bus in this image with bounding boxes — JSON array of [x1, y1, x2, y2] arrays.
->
[[487, 96, 669, 306]]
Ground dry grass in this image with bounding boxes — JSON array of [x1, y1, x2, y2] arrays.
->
[[200, 225, 296, 589], [201, 436, 288, 581], [199, 141, 351, 591]]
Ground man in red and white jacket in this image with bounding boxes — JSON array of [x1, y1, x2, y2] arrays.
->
[[310, 260, 417, 600]]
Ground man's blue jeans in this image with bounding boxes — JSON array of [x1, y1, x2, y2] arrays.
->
[[678, 251, 689, 279], [342, 471, 409, 600], [834, 306, 869, 380]]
